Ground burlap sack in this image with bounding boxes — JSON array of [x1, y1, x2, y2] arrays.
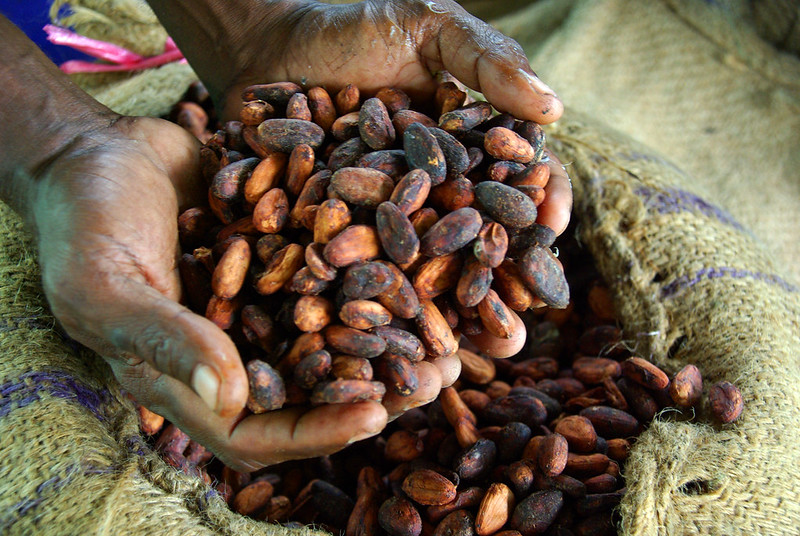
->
[[478, 0, 800, 284], [0, 204, 327, 535], [2, 0, 798, 534], [48, 0, 198, 118]]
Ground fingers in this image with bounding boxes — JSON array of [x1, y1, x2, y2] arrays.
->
[[100, 280, 248, 418], [228, 402, 388, 471], [537, 149, 573, 236], [420, 8, 562, 123], [383, 360, 443, 420], [465, 309, 527, 358]]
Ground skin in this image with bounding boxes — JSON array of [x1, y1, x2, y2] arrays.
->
[[0, 1, 571, 471]]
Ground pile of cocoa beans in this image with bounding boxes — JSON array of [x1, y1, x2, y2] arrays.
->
[[145, 82, 745, 536], [177, 78, 567, 412]]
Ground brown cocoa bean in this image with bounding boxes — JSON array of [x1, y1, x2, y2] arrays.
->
[[572, 357, 622, 385], [709, 381, 744, 423], [240, 100, 275, 126], [372, 326, 426, 362], [324, 225, 382, 268], [286, 91, 312, 121], [211, 236, 250, 299], [305, 242, 338, 281], [420, 207, 482, 257], [477, 289, 515, 339], [435, 81, 467, 115], [332, 354, 374, 381], [336, 84, 361, 115], [377, 261, 421, 319], [340, 300, 393, 330], [308, 86, 337, 133], [376, 201, 421, 265], [311, 379, 387, 405], [242, 82, 302, 106], [416, 299, 459, 358], [252, 187, 289, 234], [290, 169, 331, 228], [404, 122, 447, 186], [621, 357, 670, 390], [434, 509, 475, 536], [482, 394, 547, 428], [518, 247, 569, 309], [256, 118, 325, 152], [669, 364, 703, 408], [553, 415, 597, 453], [232, 480, 274, 516], [439, 102, 493, 133], [579, 406, 639, 439], [456, 348, 496, 385], [475, 482, 514, 536], [474, 181, 537, 230], [453, 438, 497, 481], [510, 490, 563, 536], [331, 167, 395, 208], [484, 127, 535, 163], [325, 324, 387, 358], [332, 111, 361, 141], [328, 137, 370, 171], [359, 97, 396, 150], [427, 176, 475, 213], [343, 261, 396, 299], [392, 112, 436, 142], [538, 433, 569, 477], [294, 349, 333, 389], [246, 359, 286, 413], [314, 198, 352, 244], [413, 252, 463, 300], [402, 469, 457, 506], [379, 497, 422, 536], [254, 243, 304, 295]]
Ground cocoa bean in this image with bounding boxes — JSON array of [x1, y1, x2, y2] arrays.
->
[[709, 381, 744, 423], [420, 207, 483, 257], [331, 167, 395, 208], [404, 122, 447, 186], [511, 490, 563, 536], [246, 359, 286, 413], [376, 202, 421, 265], [311, 379, 387, 405], [324, 225, 382, 267], [286, 92, 312, 121], [256, 118, 325, 152], [360, 97, 396, 150], [379, 497, 423, 536]]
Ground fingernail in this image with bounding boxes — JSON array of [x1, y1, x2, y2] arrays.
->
[[519, 69, 557, 97], [192, 364, 220, 412], [347, 428, 382, 445]]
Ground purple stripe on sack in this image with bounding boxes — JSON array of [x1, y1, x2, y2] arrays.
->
[[661, 266, 799, 298], [0, 370, 110, 421], [1, 462, 119, 530], [634, 186, 747, 232]]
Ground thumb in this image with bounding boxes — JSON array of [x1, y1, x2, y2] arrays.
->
[[420, 9, 563, 124], [100, 280, 249, 418]]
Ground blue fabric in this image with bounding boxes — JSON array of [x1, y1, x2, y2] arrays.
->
[[1, 1, 93, 63]]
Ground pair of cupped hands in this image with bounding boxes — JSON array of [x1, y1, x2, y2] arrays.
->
[[31, 0, 570, 471]]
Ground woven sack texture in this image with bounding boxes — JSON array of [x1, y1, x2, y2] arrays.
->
[[0, 203, 331, 536], [48, 0, 197, 118], [476, 0, 800, 283], [548, 111, 800, 535]]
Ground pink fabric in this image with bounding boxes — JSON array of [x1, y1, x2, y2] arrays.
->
[[44, 25, 185, 73]]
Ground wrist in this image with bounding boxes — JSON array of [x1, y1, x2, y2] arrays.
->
[[0, 15, 120, 228]]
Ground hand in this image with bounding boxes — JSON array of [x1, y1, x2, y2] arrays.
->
[[178, 0, 571, 400], [157, 0, 563, 125], [31, 116, 387, 470]]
